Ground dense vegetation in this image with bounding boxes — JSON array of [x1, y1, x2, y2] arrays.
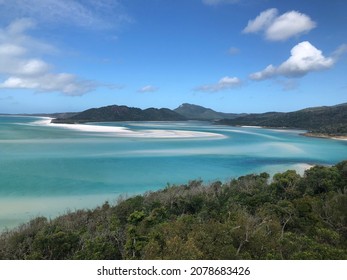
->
[[51, 103, 244, 124], [52, 105, 186, 123], [217, 103, 347, 136], [174, 103, 244, 120], [1, 161, 346, 260]]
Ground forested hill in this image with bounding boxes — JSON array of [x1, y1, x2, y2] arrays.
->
[[174, 103, 244, 120], [217, 103, 347, 136], [1, 161, 346, 260], [49, 103, 347, 135], [51, 105, 186, 123]]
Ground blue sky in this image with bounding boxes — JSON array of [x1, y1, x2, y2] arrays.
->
[[0, 0, 346, 114]]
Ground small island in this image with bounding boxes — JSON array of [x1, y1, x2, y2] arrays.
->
[[51, 105, 187, 124]]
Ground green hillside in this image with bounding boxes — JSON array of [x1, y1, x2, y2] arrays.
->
[[49, 103, 347, 136], [174, 103, 244, 120], [217, 103, 347, 136], [52, 105, 186, 124]]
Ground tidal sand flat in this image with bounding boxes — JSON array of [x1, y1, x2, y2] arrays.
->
[[34, 118, 226, 139], [1, 116, 347, 231]]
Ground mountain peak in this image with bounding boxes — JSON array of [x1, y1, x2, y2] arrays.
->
[[174, 103, 242, 120]]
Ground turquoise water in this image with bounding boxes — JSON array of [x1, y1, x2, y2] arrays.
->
[[1, 115, 347, 231]]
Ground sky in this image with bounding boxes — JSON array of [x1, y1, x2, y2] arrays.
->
[[0, 0, 347, 114]]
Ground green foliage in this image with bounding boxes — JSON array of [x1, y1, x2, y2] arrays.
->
[[174, 103, 242, 120], [31, 227, 80, 259], [74, 235, 121, 260], [0, 162, 346, 260], [304, 166, 341, 194], [217, 103, 347, 135], [272, 170, 302, 199], [52, 105, 186, 123]]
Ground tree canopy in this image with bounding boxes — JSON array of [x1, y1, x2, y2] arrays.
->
[[1, 161, 346, 260]]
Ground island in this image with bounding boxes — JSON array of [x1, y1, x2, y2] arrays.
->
[[50, 102, 347, 139], [51, 105, 186, 123]]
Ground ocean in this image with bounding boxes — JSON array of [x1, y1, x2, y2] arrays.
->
[[1, 115, 347, 231]]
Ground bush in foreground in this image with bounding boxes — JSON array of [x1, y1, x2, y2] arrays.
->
[[0, 162, 346, 260]]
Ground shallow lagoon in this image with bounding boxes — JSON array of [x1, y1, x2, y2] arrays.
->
[[1, 116, 347, 231]]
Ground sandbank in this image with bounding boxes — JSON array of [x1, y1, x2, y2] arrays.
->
[[32, 118, 226, 139]]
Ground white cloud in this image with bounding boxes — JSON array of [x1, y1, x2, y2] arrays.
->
[[250, 65, 276, 80], [202, 0, 240, 5], [0, 57, 51, 77], [266, 11, 317, 41], [0, 18, 57, 55], [0, 43, 26, 56], [0, 74, 96, 96], [243, 8, 278, 34], [195, 76, 241, 92], [250, 41, 335, 80], [0, 19, 96, 96], [243, 8, 316, 41], [5, 17, 36, 34], [0, 0, 130, 30], [138, 85, 159, 93], [278, 42, 334, 76]]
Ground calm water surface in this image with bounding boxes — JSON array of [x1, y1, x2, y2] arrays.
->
[[1, 115, 347, 231]]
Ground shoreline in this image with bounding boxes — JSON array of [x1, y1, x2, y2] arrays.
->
[[239, 124, 347, 141], [301, 132, 347, 141], [0, 161, 317, 233]]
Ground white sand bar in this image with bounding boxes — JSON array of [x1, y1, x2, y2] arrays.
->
[[33, 119, 226, 139]]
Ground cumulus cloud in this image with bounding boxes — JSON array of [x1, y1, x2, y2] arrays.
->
[[195, 76, 241, 92], [138, 85, 159, 93], [0, 0, 130, 30], [202, 0, 240, 5], [250, 41, 335, 80], [243, 8, 316, 41], [0, 19, 96, 95]]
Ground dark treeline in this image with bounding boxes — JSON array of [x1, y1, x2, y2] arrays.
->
[[1, 162, 346, 260]]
